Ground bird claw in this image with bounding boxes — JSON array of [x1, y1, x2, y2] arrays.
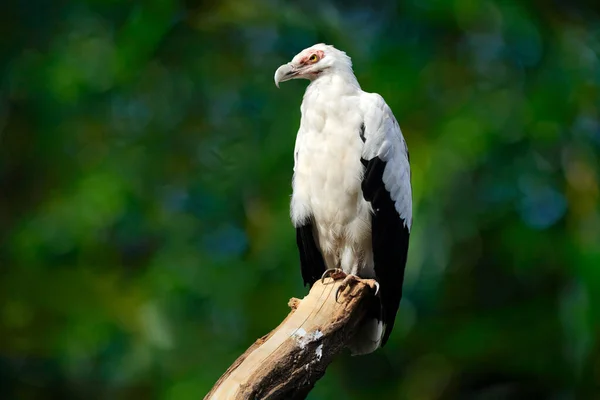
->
[[369, 281, 380, 296], [334, 274, 360, 303], [335, 277, 380, 302], [335, 286, 344, 303], [320, 268, 346, 284]]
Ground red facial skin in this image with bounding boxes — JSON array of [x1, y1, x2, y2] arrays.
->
[[298, 50, 325, 65], [297, 50, 325, 78]]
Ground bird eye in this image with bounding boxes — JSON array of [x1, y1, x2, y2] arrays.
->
[[309, 54, 319, 63]]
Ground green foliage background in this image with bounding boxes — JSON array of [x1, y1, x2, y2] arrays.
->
[[1, 0, 599, 398]]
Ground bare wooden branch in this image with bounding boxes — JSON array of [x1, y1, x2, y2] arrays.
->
[[205, 277, 377, 400]]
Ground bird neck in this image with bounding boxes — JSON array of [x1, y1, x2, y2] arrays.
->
[[308, 69, 361, 92]]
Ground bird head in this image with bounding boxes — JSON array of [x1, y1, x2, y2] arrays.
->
[[274, 43, 352, 88]]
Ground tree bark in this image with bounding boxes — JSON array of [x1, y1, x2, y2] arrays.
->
[[204, 276, 377, 400]]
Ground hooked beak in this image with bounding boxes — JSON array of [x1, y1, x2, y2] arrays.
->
[[274, 63, 299, 88]]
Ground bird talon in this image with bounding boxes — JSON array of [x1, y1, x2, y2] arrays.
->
[[372, 281, 380, 296], [335, 286, 344, 303], [334, 275, 361, 302], [320, 268, 346, 284]]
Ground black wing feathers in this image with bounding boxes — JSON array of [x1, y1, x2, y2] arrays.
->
[[362, 156, 410, 346], [296, 220, 327, 286]]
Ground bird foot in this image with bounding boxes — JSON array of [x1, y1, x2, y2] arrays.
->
[[363, 279, 380, 296], [335, 274, 361, 302], [320, 268, 347, 284], [335, 277, 380, 302]]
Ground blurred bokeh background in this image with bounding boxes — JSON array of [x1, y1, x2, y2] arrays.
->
[[1, 0, 599, 399]]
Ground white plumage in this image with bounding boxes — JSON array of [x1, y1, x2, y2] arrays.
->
[[275, 43, 412, 354]]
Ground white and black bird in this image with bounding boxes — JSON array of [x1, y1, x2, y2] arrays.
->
[[274, 44, 412, 355]]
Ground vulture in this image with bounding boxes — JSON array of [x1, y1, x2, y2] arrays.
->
[[274, 43, 412, 355]]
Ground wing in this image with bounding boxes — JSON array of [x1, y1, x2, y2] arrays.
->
[[296, 220, 327, 286], [360, 93, 412, 346]]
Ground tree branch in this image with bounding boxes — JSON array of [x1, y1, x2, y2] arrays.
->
[[204, 277, 377, 400]]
